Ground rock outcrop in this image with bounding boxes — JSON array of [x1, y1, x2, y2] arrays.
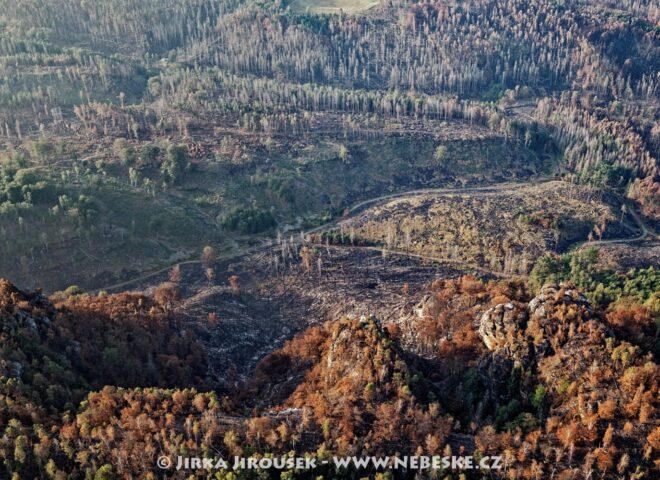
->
[[474, 282, 658, 477], [525, 283, 595, 354], [478, 282, 595, 356], [477, 283, 596, 406], [478, 302, 527, 351]]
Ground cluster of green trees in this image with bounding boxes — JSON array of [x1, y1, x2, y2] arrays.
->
[[530, 247, 659, 310], [0, 151, 101, 220], [0, 159, 57, 212], [220, 206, 276, 234], [115, 139, 190, 185]]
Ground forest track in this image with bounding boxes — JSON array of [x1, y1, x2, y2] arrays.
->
[[93, 178, 654, 293], [572, 200, 656, 251]]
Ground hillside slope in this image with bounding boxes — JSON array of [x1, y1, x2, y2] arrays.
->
[[332, 181, 639, 275]]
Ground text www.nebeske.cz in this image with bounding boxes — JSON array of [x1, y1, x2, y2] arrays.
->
[[167, 455, 503, 471]]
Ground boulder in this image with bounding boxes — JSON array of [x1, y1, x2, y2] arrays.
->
[[478, 302, 527, 351]]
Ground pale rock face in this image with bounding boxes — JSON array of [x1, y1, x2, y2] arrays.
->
[[414, 294, 439, 319], [526, 282, 594, 354], [477, 283, 596, 405], [478, 302, 526, 351], [528, 283, 590, 318], [479, 282, 594, 354]]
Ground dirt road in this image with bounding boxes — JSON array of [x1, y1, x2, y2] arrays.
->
[[94, 179, 654, 293]]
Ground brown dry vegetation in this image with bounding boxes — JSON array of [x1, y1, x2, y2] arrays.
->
[[0, 0, 658, 478], [337, 181, 636, 275], [595, 240, 660, 271], [1, 259, 658, 478]]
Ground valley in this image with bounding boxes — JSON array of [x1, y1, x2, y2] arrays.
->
[[0, 0, 658, 479], [84, 177, 656, 394]]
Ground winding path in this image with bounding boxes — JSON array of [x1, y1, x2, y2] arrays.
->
[[93, 179, 655, 293], [574, 202, 653, 249]]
